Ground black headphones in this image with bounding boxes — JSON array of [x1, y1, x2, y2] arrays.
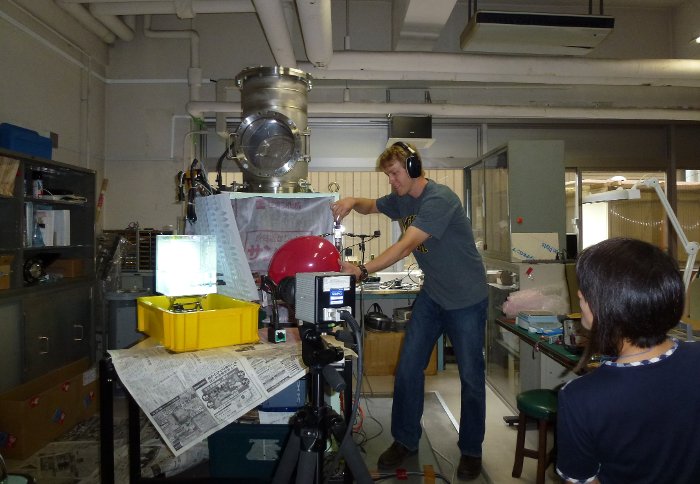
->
[[392, 141, 422, 178]]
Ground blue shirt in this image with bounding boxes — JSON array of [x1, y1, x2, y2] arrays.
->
[[557, 340, 700, 484], [376, 179, 487, 310]]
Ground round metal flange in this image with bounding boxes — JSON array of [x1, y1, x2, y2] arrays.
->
[[234, 111, 302, 178]]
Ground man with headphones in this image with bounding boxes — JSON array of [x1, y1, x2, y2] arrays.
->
[[331, 142, 488, 481]]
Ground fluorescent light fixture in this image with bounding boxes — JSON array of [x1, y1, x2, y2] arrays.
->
[[582, 187, 641, 203], [156, 235, 217, 297]]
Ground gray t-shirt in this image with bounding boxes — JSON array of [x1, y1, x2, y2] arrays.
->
[[376, 179, 487, 310]]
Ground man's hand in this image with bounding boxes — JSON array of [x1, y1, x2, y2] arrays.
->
[[331, 198, 355, 221], [339, 259, 361, 280]]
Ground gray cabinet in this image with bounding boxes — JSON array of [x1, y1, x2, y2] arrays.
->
[[23, 285, 92, 380], [465, 140, 566, 261], [465, 140, 570, 409], [0, 301, 22, 391], [0, 148, 95, 392]]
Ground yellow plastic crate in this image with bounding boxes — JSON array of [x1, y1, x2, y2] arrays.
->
[[137, 294, 260, 352]]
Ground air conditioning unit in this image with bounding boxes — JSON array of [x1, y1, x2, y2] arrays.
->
[[460, 11, 615, 56], [386, 115, 435, 149]]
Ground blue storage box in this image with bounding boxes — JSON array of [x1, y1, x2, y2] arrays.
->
[[260, 378, 307, 411], [0, 123, 52, 160], [208, 422, 292, 482]]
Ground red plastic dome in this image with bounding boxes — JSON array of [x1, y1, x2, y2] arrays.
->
[[268, 235, 340, 284]]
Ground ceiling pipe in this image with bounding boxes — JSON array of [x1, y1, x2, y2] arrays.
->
[[295, 0, 333, 68], [143, 15, 202, 101], [298, 51, 700, 88], [186, 100, 700, 122], [87, 0, 256, 17], [61, 2, 699, 91], [89, 4, 134, 41], [56, 0, 117, 43], [252, 0, 297, 67]]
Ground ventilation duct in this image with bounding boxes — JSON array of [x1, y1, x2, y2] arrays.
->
[[386, 115, 435, 149], [460, 11, 615, 56], [232, 66, 312, 193]]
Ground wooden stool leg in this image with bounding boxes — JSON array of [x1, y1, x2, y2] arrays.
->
[[536, 419, 549, 484], [511, 412, 528, 478]]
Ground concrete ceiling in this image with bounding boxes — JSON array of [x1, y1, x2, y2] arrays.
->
[[51, 0, 700, 120]]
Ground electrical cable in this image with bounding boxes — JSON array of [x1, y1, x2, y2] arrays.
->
[[323, 310, 365, 484]]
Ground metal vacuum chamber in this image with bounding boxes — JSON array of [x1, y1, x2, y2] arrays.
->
[[233, 66, 312, 193]]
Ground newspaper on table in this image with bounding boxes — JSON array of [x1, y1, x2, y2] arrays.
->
[[108, 339, 307, 456]]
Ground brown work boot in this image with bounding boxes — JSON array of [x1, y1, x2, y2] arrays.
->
[[377, 441, 418, 469], [457, 454, 482, 480]]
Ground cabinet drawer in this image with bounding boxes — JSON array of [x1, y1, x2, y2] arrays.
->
[[24, 285, 92, 380]]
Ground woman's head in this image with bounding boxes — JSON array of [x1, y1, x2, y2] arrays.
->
[[576, 237, 684, 356]]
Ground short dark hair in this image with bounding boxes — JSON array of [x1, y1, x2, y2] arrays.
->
[[576, 237, 684, 358]]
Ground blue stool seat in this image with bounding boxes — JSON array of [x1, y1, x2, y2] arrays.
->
[[512, 389, 558, 484]]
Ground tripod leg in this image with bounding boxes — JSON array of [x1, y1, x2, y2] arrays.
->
[[296, 449, 318, 484], [272, 429, 301, 484], [328, 414, 374, 484], [338, 434, 373, 483]]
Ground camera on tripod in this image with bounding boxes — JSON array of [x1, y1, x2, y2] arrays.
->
[[295, 272, 355, 329], [272, 271, 373, 484]]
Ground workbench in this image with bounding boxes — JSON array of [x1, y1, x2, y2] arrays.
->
[[487, 317, 579, 410], [98, 330, 356, 483], [356, 286, 444, 371]]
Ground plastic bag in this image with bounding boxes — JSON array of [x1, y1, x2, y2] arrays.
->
[[502, 287, 570, 318]]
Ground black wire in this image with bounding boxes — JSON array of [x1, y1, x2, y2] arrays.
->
[[343, 234, 380, 251], [186, 185, 197, 223], [259, 275, 280, 326], [215, 144, 233, 192]]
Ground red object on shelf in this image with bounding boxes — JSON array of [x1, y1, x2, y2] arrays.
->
[[267, 235, 340, 284]]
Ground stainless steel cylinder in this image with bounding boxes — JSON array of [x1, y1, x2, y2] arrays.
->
[[234, 66, 312, 193]]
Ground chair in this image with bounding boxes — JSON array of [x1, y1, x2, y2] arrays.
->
[[511, 388, 558, 484]]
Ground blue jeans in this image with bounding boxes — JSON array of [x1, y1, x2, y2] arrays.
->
[[391, 291, 487, 457]]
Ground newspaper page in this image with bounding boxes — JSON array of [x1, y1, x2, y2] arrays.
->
[[108, 339, 307, 456]]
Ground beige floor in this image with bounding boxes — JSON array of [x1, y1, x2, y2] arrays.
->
[[362, 365, 561, 484]]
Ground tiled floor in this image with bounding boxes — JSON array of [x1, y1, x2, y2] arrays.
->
[[362, 365, 561, 483]]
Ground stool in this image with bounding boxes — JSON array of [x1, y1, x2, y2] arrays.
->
[[511, 389, 558, 484]]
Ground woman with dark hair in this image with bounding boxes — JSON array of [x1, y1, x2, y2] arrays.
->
[[556, 237, 700, 484]]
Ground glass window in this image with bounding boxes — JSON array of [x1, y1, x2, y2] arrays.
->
[[579, 170, 666, 250]]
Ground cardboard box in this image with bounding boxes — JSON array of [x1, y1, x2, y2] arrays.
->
[[363, 330, 437, 376], [79, 365, 100, 421], [0, 156, 19, 197], [47, 258, 85, 278], [0, 358, 98, 460], [0, 254, 13, 289]]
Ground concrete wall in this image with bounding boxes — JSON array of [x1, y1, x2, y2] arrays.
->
[[0, 1, 107, 186]]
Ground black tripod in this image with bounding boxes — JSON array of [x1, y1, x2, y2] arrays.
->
[[272, 323, 372, 484], [345, 231, 380, 265]]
